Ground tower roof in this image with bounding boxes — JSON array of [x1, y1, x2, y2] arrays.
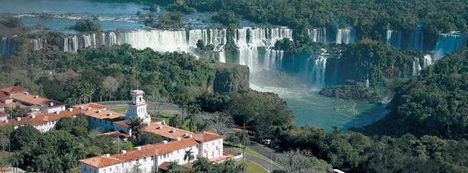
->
[[130, 90, 145, 95]]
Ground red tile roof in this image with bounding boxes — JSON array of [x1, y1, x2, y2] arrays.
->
[[80, 139, 199, 168], [0, 108, 81, 127], [193, 132, 223, 143], [143, 122, 194, 140], [10, 93, 61, 107], [73, 103, 107, 110], [73, 103, 122, 120], [0, 86, 26, 95]]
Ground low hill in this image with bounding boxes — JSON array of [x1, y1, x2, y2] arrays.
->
[[358, 49, 467, 139]]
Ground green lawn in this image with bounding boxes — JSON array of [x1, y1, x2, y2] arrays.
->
[[245, 160, 268, 173], [228, 146, 282, 168]]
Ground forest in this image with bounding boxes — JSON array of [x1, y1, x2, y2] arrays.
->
[[359, 50, 468, 139], [183, 0, 467, 37]]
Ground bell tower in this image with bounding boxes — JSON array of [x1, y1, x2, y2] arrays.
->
[[126, 90, 151, 124]]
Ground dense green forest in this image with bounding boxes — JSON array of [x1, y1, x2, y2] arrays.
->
[[0, 117, 135, 172], [0, 44, 216, 104], [275, 127, 468, 173], [318, 40, 419, 99], [359, 50, 468, 139], [183, 0, 467, 37]]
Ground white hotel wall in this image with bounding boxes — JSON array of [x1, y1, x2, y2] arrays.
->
[[199, 139, 223, 160], [33, 121, 58, 133], [156, 145, 199, 167], [80, 145, 199, 173], [42, 105, 66, 114], [81, 156, 156, 173]]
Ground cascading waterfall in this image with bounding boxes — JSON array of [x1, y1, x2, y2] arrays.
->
[[408, 28, 424, 52], [108, 32, 118, 46], [307, 28, 355, 44], [335, 28, 355, 44], [306, 48, 329, 88], [117, 28, 227, 60], [412, 58, 422, 76], [386, 30, 402, 48], [235, 27, 293, 72], [0, 36, 16, 57], [432, 31, 466, 60], [60, 28, 287, 65], [307, 28, 327, 43], [83, 34, 97, 49], [30, 38, 46, 51], [117, 29, 189, 52], [422, 55, 432, 68], [187, 28, 227, 62], [63, 35, 79, 52]]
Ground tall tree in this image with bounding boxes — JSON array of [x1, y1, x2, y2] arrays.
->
[[128, 117, 145, 142]]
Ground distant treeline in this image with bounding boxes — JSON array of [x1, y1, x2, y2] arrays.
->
[[175, 0, 467, 38]]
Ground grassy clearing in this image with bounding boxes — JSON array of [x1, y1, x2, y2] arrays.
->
[[245, 160, 268, 173], [227, 146, 282, 168]]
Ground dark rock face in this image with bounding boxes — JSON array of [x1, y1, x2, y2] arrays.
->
[[213, 64, 249, 93]]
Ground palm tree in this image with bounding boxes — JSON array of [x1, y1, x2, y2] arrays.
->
[[238, 130, 248, 173], [128, 117, 144, 142], [183, 149, 195, 172], [192, 157, 211, 172]]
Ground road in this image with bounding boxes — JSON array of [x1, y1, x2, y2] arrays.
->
[[248, 142, 279, 162], [244, 152, 282, 172]]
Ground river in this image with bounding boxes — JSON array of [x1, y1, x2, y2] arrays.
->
[[251, 84, 388, 131]]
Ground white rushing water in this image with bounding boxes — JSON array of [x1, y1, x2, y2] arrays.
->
[[30, 38, 47, 51], [235, 27, 293, 72], [307, 28, 327, 43], [305, 48, 329, 88], [118, 28, 227, 60], [307, 27, 355, 44], [58, 27, 291, 64], [412, 58, 422, 76]]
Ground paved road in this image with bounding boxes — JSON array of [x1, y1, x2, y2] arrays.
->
[[244, 153, 282, 172], [248, 142, 279, 162]]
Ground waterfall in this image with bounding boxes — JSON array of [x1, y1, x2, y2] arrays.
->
[[412, 58, 422, 76], [188, 28, 227, 60], [307, 28, 327, 43], [432, 31, 466, 60], [57, 27, 292, 65], [30, 38, 46, 51], [235, 27, 292, 72], [83, 34, 96, 48], [116, 28, 228, 60], [306, 48, 329, 88], [63, 35, 79, 53], [0, 36, 16, 57], [101, 33, 106, 46], [218, 51, 226, 63], [386, 30, 402, 48], [422, 55, 432, 68], [408, 28, 424, 52], [118, 29, 189, 52], [335, 27, 355, 44], [108, 32, 117, 46]]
